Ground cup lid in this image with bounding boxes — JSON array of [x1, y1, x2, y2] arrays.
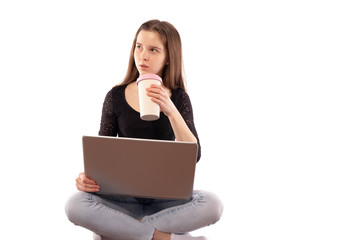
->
[[136, 74, 162, 85]]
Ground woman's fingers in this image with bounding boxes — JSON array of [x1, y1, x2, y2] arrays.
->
[[146, 84, 176, 117], [146, 85, 169, 104], [76, 182, 100, 192], [146, 84, 166, 96], [79, 173, 96, 184], [76, 176, 98, 188], [76, 179, 100, 192], [76, 172, 100, 192]]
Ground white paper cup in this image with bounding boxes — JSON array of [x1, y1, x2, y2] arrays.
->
[[136, 74, 163, 121]]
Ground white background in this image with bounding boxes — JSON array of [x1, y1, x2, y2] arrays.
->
[[1, 0, 359, 239]]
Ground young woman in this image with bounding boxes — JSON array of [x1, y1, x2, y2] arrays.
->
[[65, 20, 223, 240]]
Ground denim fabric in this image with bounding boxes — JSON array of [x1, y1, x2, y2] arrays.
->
[[65, 190, 223, 240]]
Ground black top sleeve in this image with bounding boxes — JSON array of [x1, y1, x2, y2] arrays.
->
[[98, 90, 118, 137]]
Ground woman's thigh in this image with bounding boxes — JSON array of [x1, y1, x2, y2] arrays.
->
[[65, 192, 155, 240], [142, 190, 224, 233], [65, 192, 145, 222]]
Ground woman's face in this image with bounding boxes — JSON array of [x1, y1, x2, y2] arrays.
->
[[134, 30, 167, 76]]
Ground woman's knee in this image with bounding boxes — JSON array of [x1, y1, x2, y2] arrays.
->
[[65, 191, 91, 224], [194, 190, 224, 224]]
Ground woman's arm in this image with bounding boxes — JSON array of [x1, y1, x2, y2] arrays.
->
[[146, 84, 196, 143], [75, 89, 118, 192], [167, 109, 197, 143], [147, 85, 201, 161]]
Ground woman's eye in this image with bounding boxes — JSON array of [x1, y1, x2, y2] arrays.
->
[[151, 48, 158, 53]]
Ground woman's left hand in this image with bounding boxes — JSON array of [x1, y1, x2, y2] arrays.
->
[[146, 84, 177, 117]]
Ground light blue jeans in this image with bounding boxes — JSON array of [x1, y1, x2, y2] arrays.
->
[[65, 190, 223, 240]]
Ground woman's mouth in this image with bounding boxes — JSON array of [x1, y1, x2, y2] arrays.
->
[[139, 64, 149, 70]]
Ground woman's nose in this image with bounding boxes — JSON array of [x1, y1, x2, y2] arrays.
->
[[141, 50, 149, 61]]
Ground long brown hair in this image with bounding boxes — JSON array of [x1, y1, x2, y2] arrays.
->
[[120, 20, 186, 90]]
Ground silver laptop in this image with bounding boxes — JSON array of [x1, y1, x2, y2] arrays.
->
[[82, 136, 198, 200]]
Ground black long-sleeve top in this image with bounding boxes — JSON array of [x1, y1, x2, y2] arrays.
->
[[98, 84, 201, 161]]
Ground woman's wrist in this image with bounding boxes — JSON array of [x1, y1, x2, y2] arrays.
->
[[166, 107, 181, 121], [167, 110, 197, 143]]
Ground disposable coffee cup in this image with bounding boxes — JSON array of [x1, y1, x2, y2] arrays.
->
[[136, 74, 163, 121]]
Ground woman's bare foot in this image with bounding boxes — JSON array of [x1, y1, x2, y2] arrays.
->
[[152, 230, 208, 240], [152, 229, 171, 240]]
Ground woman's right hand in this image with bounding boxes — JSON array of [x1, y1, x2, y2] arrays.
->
[[76, 172, 100, 192]]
